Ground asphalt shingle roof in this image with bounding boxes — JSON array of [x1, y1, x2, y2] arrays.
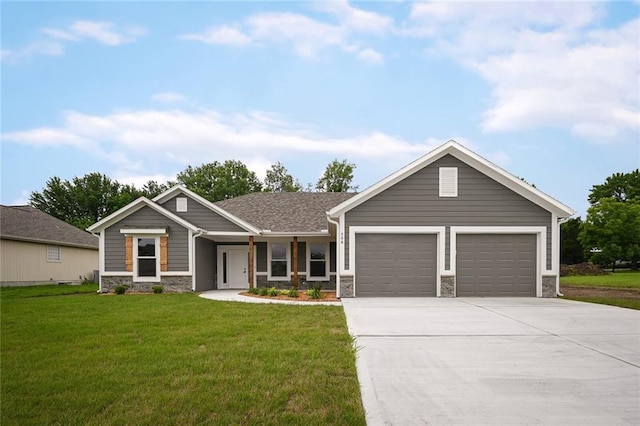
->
[[215, 192, 356, 233], [0, 205, 98, 249]]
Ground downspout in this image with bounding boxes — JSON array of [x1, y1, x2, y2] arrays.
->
[[326, 214, 342, 298], [192, 229, 204, 292], [556, 217, 573, 297]]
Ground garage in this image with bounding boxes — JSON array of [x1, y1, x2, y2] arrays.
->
[[456, 234, 536, 297], [355, 234, 437, 297]]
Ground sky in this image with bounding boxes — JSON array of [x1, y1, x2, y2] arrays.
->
[[1, 1, 639, 219]]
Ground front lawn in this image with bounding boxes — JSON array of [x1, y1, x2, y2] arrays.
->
[[1, 288, 365, 425], [560, 270, 640, 310]]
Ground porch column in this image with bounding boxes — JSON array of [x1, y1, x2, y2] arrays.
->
[[248, 236, 255, 289], [293, 236, 299, 290]]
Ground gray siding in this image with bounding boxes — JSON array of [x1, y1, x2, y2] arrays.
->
[[345, 155, 552, 269], [195, 238, 216, 291], [256, 242, 267, 272], [104, 206, 190, 272], [160, 194, 247, 232]]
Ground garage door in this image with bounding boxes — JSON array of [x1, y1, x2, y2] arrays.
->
[[355, 234, 437, 297], [457, 234, 536, 297]]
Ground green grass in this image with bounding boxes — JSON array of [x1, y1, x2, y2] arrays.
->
[[0, 283, 99, 299], [560, 270, 640, 289], [560, 296, 640, 310], [1, 288, 365, 425]]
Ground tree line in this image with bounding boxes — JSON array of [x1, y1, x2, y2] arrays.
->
[[30, 159, 357, 230], [562, 170, 640, 270]]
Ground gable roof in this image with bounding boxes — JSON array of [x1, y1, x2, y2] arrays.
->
[[86, 197, 199, 233], [329, 140, 575, 218], [216, 192, 356, 234], [0, 205, 98, 249], [152, 185, 261, 234]]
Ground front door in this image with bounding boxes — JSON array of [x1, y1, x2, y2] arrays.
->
[[218, 247, 249, 289]]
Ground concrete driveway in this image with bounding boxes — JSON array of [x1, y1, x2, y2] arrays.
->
[[341, 298, 640, 425]]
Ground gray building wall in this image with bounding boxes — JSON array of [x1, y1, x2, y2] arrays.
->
[[160, 194, 247, 232], [104, 206, 190, 272], [195, 238, 216, 291], [344, 155, 552, 270]]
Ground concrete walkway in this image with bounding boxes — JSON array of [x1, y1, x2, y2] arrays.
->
[[342, 297, 640, 425], [199, 290, 341, 306]]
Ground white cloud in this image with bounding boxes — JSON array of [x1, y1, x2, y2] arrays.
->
[[357, 48, 384, 64], [151, 92, 186, 103], [406, 3, 639, 142], [2, 20, 146, 64], [1, 107, 433, 177], [180, 25, 250, 46], [181, 3, 390, 62]]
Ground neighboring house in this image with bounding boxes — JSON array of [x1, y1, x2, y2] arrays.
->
[[1, 205, 99, 286], [87, 141, 574, 297]]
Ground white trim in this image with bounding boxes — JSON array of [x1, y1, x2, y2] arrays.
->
[[267, 241, 291, 281], [328, 140, 574, 218], [98, 231, 105, 291], [152, 185, 261, 234], [348, 226, 445, 297], [176, 197, 188, 212], [133, 236, 161, 283], [262, 231, 329, 237], [120, 228, 167, 235], [306, 241, 330, 281], [46, 245, 62, 263], [203, 231, 254, 237], [450, 226, 547, 297]]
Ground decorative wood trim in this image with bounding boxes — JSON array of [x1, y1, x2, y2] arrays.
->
[[248, 236, 255, 289], [160, 236, 168, 272], [125, 236, 133, 272]]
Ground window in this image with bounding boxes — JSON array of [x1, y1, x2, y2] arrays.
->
[[47, 245, 61, 262], [269, 243, 289, 280], [136, 237, 159, 281], [439, 167, 458, 197], [176, 197, 188, 212], [307, 243, 328, 280]]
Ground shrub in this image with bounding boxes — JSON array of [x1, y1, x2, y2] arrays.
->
[[152, 285, 163, 294], [267, 287, 279, 297], [306, 286, 322, 299], [286, 287, 299, 298], [114, 285, 128, 295], [258, 287, 269, 296], [248, 287, 260, 295]]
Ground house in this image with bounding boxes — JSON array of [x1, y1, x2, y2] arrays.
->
[[1, 205, 99, 286], [87, 141, 574, 297]]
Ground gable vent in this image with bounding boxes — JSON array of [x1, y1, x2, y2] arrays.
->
[[176, 197, 188, 212], [439, 167, 458, 197]]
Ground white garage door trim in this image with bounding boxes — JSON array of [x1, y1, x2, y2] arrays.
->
[[348, 226, 446, 296], [450, 226, 546, 297]]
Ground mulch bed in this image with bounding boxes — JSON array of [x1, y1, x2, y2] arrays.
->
[[240, 291, 339, 302], [561, 285, 640, 300]]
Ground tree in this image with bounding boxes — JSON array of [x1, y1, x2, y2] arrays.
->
[[560, 217, 584, 265], [579, 198, 640, 271], [263, 162, 302, 192], [139, 180, 175, 199], [588, 170, 640, 205], [176, 160, 263, 202], [30, 173, 140, 230], [316, 159, 357, 192]]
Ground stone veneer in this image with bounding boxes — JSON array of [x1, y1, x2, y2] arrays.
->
[[541, 275, 557, 298], [339, 276, 354, 298], [255, 275, 336, 290], [441, 276, 455, 297], [101, 276, 192, 293]]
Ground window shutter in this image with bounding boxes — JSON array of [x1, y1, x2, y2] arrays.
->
[[439, 167, 458, 197], [125, 236, 133, 272], [160, 236, 168, 272]]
